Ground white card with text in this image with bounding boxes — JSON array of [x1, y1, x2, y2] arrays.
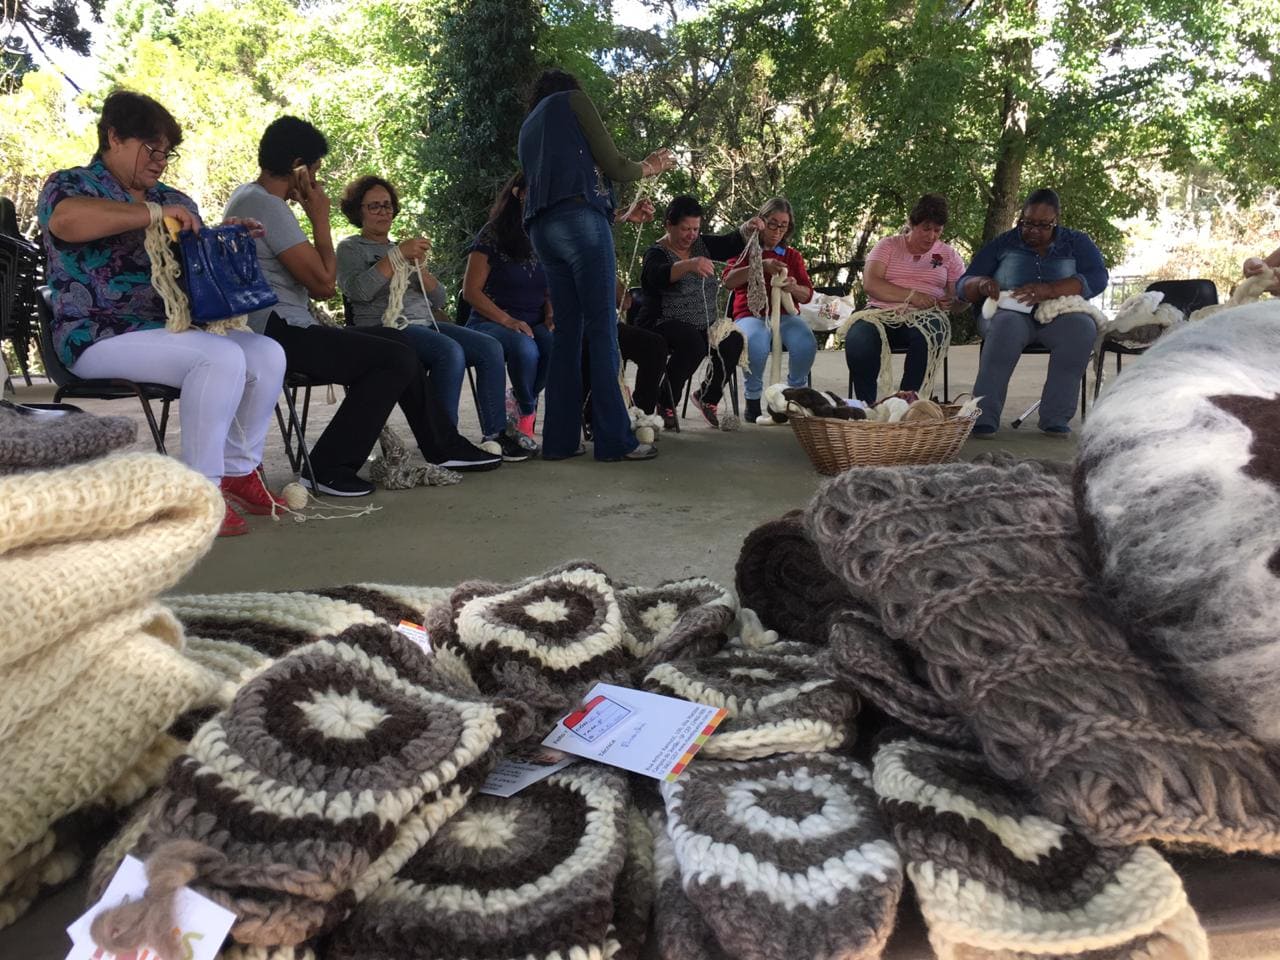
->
[[478, 745, 577, 798]]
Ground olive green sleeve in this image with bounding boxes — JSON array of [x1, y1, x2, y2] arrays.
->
[[568, 89, 645, 183]]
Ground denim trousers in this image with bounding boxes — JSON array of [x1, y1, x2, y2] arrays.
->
[[843, 313, 945, 403], [974, 308, 1095, 430], [466, 318, 553, 416], [736, 314, 817, 399], [398, 322, 506, 437], [528, 203, 637, 460]]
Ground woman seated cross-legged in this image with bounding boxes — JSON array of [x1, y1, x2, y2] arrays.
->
[[844, 193, 965, 404], [720, 198, 816, 423], [639, 195, 766, 428], [38, 89, 287, 538], [461, 172, 553, 442], [336, 175, 537, 462], [224, 116, 499, 496]]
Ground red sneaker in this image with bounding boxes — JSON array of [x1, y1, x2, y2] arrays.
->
[[517, 412, 536, 438], [218, 501, 249, 537], [221, 472, 287, 516]]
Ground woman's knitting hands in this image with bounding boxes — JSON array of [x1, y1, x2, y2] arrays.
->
[[640, 148, 676, 177], [397, 236, 431, 262]]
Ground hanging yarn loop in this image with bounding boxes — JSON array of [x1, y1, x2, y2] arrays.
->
[[837, 300, 952, 401], [142, 202, 248, 336]]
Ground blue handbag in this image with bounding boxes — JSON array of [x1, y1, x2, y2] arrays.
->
[[176, 224, 277, 323]]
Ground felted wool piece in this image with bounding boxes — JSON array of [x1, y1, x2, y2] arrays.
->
[[617, 577, 736, 668], [427, 562, 632, 728], [325, 765, 630, 960], [807, 457, 1280, 852], [873, 738, 1209, 960], [0, 403, 137, 473], [651, 809, 726, 960], [0, 604, 220, 885], [643, 646, 857, 760], [661, 754, 903, 960], [734, 509, 853, 643], [827, 604, 973, 747], [104, 622, 524, 952], [0, 452, 223, 664], [1076, 302, 1280, 744]]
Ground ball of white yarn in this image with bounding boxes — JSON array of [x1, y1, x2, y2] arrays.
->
[[719, 414, 742, 431], [480, 440, 502, 456], [282, 482, 309, 509], [636, 425, 655, 443]]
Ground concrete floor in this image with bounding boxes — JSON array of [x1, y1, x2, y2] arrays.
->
[[6, 344, 1280, 957]]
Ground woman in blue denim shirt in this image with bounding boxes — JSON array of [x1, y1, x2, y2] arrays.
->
[[957, 189, 1108, 436]]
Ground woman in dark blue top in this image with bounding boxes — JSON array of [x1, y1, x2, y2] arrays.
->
[[957, 188, 1109, 436], [463, 172, 553, 442], [518, 68, 674, 461]]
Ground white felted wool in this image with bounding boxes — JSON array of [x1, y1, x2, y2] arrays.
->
[[873, 738, 1209, 960], [0, 452, 222, 664], [661, 754, 902, 960], [1076, 300, 1280, 743], [643, 646, 857, 760]]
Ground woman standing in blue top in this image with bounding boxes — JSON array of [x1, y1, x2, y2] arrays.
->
[[518, 68, 675, 461], [957, 188, 1108, 436]]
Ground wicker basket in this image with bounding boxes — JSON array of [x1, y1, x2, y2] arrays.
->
[[789, 412, 978, 475]]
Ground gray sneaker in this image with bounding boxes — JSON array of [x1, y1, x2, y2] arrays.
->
[[622, 443, 658, 461]]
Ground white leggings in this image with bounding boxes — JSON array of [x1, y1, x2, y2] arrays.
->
[[71, 327, 287, 480]]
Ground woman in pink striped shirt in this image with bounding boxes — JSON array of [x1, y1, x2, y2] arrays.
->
[[844, 194, 965, 403]]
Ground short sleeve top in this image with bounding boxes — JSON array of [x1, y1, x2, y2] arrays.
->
[[467, 225, 548, 327]]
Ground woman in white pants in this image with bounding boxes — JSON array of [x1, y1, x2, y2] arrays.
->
[[38, 90, 287, 537]]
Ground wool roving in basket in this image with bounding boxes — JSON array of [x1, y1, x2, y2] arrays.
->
[[1076, 300, 1280, 744]]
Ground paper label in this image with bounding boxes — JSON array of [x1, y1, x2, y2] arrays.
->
[[996, 291, 1035, 314], [478, 745, 577, 798], [395, 620, 431, 655], [543, 683, 727, 781], [65, 855, 235, 960]]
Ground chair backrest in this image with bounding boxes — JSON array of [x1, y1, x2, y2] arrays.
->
[[625, 286, 644, 325], [0, 197, 18, 239], [35, 286, 77, 388], [341, 296, 355, 327], [814, 283, 852, 298], [455, 296, 472, 325], [1145, 279, 1217, 317]]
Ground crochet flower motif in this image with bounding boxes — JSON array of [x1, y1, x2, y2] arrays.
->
[[617, 578, 736, 665]]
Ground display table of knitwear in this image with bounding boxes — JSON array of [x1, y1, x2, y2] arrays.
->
[[872, 738, 1210, 960], [326, 765, 630, 960], [734, 509, 854, 644], [660, 754, 903, 960], [0, 403, 137, 474], [805, 457, 1280, 853], [643, 645, 858, 760], [617, 577, 736, 669], [1075, 302, 1280, 746], [827, 604, 974, 747], [426, 562, 633, 729], [0, 602, 221, 925], [0, 452, 224, 667], [91, 622, 526, 957]]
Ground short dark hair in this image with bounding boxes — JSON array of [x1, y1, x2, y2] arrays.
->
[[527, 68, 581, 113], [258, 116, 328, 177], [1023, 188, 1061, 214], [96, 89, 182, 156], [340, 175, 399, 227], [908, 193, 948, 227], [664, 195, 704, 225]]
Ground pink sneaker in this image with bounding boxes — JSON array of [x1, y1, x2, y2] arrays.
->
[[517, 412, 536, 438]]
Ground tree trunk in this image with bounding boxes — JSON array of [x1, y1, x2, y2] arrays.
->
[[981, 33, 1033, 244]]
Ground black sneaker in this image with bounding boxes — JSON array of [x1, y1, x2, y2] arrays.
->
[[661, 407, 680, 432], [745, 398, 762, 422], [691, 389, 719, 428], [435, 439, 502, 472], [490, 429, 539, 462], [300, 468, 376, 497]]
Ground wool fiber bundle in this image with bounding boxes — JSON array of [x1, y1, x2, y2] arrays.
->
[[1077, 302, 1280, 744]]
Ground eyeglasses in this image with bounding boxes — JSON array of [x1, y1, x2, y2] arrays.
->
[[142, 142, 179, 164], [362, 201, 394, 213], [764, 218, 790, 232], [1018, 218, 1057, 231]]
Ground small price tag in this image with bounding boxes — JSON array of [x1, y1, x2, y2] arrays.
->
[[395, 620, 431, 655], [66, 856, 235, 960], [478, 746, 577, 798]]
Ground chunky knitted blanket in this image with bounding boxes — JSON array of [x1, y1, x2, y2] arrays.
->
[[92, 623, 526, 955], [660, 754, 903, 960], [617, 577, 736, 669], [327, 765, 630, 960], [1076, 302, 1280, 745], [807, 456, 1280, 852], [873, 737, 1209, 959], [734, 510, 851, 643], [0, 403, 136, 473]]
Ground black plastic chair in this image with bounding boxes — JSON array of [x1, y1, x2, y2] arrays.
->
[[1092, 279, 1217, 400], [1, 232, 43, 387], [35, 286, 180, 453]]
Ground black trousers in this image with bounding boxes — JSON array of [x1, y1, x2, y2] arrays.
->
[[654, 321, 743, 406], [265, 314, 465, 475]]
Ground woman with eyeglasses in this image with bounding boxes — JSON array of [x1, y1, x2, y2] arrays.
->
[[721, 198, 816, 423], [957, 188, 1108, 436], [38, 89, 288, 538], [336, 176, 536, 462]]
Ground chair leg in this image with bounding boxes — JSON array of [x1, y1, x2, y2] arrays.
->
[[943, 355, 950, 402], [279, 388, 305, 473], [1080, 373, 1087, 422], [466, 365, 483, 434], [159, 397, 172, 442], [847, 371, 853, 400], [137, 395, 167, 455], [681, 376, 692, 418]]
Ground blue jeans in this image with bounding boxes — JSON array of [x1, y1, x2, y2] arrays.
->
[[528, 203, 636, 460], [466, 318, 553, 416], [844, 314, 944, 403], [737, 314, 817, 399], [398, 322, 505, 437], [974, 308, 1094, 430]]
